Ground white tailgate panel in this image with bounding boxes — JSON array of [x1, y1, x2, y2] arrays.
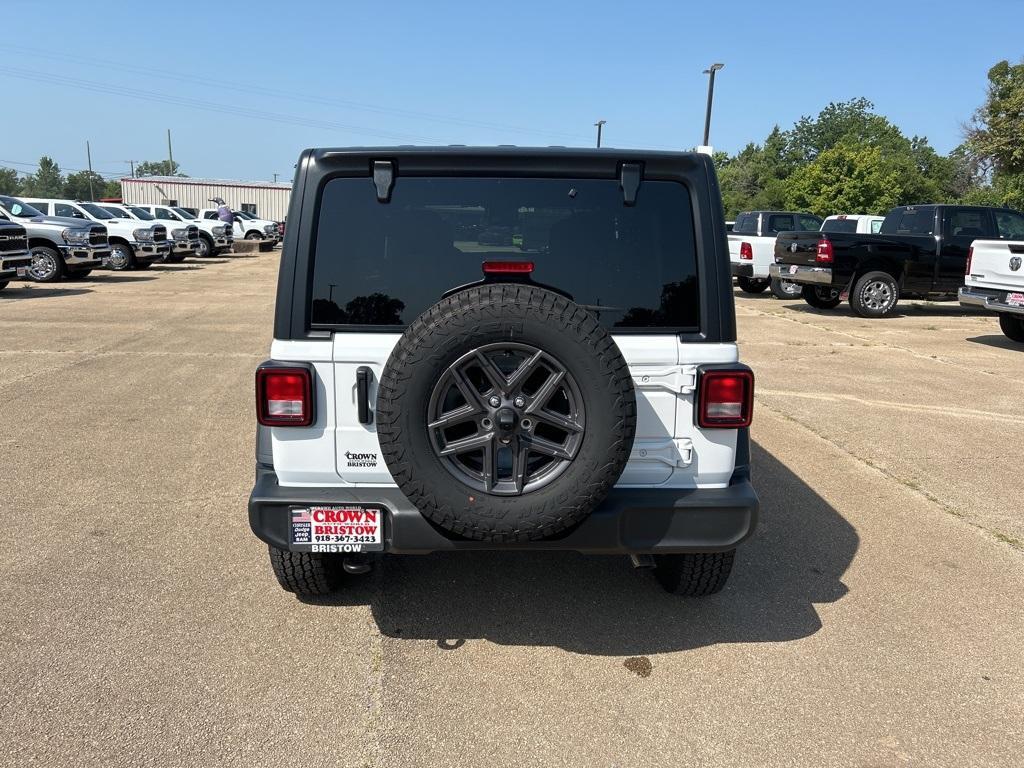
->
[[613, 337, 739, 489], [332, 334, 401, 485], [269, 340, 341, 486], [969, 241, 1024, 292]]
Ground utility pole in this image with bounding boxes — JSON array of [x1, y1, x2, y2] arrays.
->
[[86, 140, 96, 200], [128, 160, 136, 177], [594, 120, 606, 148], [273, 173, 279, 183], [702, 63, 724, 148], [167, 129, 174, 174]]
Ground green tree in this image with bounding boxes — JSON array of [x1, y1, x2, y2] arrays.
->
[[717, 127, 795, 216], [135, 160, 186, 177], [0, 168, 20, 195], [21, 156, 65, 198], [784, 143, 914, 217], [967, 59, 1024, 175], [101, 179, 122, 199], [63, 170, 108, 201], [787, 98, 906, 162]]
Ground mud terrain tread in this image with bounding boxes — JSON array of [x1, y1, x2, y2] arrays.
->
[[376, 284, 635, 542]]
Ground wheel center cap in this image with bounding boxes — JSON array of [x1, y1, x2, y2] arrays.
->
[[496, 407, 517, 433]]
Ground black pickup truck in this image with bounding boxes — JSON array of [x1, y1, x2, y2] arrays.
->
[[770, 204, 1024, 317]]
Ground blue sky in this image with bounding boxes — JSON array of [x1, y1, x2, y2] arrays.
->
[[3, 0, 1021, 184]]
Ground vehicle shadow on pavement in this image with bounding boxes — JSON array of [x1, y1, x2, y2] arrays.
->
[[966, 334, 1024, 351], [365, 442, 858, 655], [92, 275, 159, 283], [1, 287, 93, 299]]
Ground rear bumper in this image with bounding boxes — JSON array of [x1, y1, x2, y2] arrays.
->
[[731, 262, 754, 278], [959, 286, 1024, 316], [769, 263, 833, 285], [249, 466, 759, 555]]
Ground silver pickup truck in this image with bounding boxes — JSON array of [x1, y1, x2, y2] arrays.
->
[[0, 195, 110, 282], [0, 218, 31, 290]]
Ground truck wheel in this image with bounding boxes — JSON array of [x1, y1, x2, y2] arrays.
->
[[653, 550, 735, 596], [28, 246, 65, 283], [999, 314, 1024, 343], [736, 276, 769, 294], [769, 277, 802, 299], [802, 285, 842, 309], [268, 545, 343, 596], [850, 271, 899, 318], [108, 243, 135, 271], [376, 283, 636, 542], [245, 231, 263, 240], [196, 235, 212, 258]]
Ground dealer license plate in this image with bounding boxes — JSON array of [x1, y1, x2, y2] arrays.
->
[[789, 264, 799, 275], [16, 267, 27, 277], [289, 505, 385, 552], [1006, 292, 1024, 307]]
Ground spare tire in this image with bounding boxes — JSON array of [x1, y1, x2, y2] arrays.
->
[[376, 283, 636, 542]]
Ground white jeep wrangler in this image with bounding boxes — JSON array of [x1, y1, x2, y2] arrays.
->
[[250, 147, 758, 597]]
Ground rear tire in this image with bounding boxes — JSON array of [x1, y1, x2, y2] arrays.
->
[[268, 545, 343, 596], [653, 550, 735, 596], [802, 284, 842, 309], [28, 245, 65, 283], [770, 276, 802, 299], [736, 276, 769, 294], [849, 270, 899, 318], [999, 314, 1024, 342]]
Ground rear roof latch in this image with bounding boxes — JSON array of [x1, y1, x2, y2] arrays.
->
[[619, 162, 641, 206], [372, 160, 395, 203]]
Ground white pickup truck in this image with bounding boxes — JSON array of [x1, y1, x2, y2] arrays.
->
[[131, 205, 233, 258], [728, 210, 822, 298], [100, 204, 199, 263], [22, 198, 169, 270], [198, 208, 281, 242], [960, 239, 1024, 342], [821, 214, 885, 234]]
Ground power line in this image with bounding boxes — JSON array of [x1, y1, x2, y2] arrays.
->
[[0, 158, 125, 178], [5, 44, 596, 144], [6, 67, 461, 144]]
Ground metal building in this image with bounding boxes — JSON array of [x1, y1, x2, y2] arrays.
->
[[121, 176, 292, 221]]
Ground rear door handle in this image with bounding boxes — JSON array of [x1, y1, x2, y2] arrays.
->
[[356, 367, 373, 425]]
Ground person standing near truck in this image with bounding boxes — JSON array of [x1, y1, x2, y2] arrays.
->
[[210, 197, 238, 238]]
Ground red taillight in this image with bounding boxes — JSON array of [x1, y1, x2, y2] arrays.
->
[[698, 369, 754, 428], [482, 260, 534, 274], [256, 367, 313, 426], [966, 245, 973, 276], [739, 242, 753, 261], [816, 238, 834, 264]]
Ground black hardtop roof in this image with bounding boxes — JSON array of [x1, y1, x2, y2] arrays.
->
[[311, 145, 699, 160]]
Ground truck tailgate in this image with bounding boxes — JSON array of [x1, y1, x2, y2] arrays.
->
[[968, 240, 1024, 292], [773, 232, 821, 266]]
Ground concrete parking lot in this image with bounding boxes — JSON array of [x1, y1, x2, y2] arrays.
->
[[2, 255, 1022, 767]]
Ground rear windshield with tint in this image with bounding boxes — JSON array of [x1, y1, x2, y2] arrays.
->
[[310, 176, 700, 331], [822, 218, 857, 233], [731, 212, 759, 235], [765, 213, 821, 234], [882, 208, 935, 235]]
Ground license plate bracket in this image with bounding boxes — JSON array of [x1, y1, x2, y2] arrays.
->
[[789, 264, 799, 275], [289, 505, 385, 552]]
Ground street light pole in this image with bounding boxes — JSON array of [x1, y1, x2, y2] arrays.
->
[[594, 120, 606, 148], [702, 63, 724, 147]]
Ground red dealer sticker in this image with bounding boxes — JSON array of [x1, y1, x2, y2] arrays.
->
[[289, 506, 385, 553]]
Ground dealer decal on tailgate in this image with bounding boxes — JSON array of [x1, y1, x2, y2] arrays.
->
[[289, 506, 385, 552]]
